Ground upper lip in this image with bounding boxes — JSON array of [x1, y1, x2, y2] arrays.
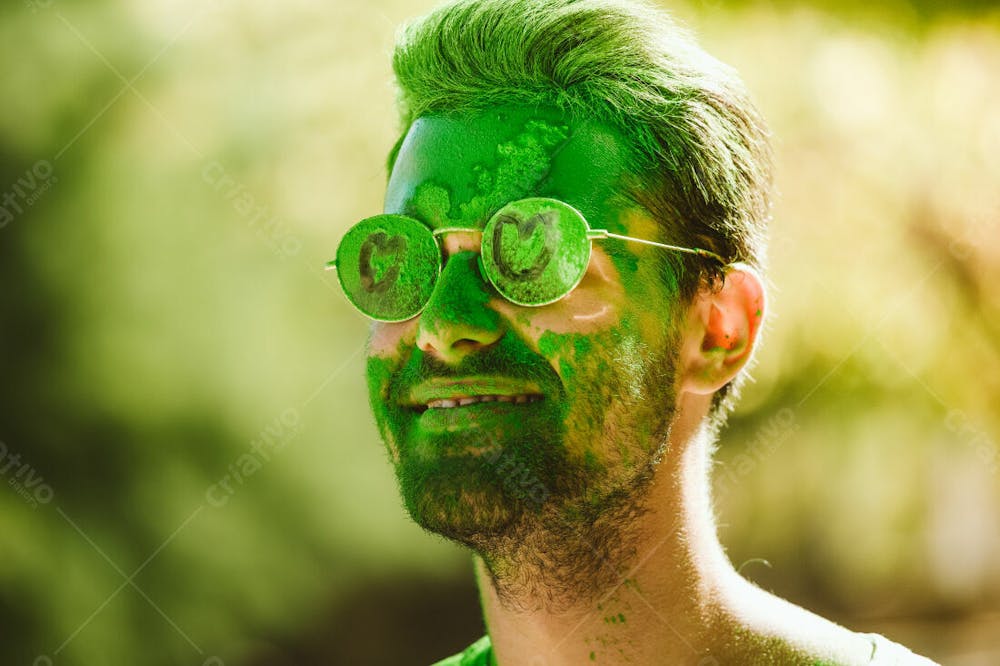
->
[[404, 376, 544, 407]]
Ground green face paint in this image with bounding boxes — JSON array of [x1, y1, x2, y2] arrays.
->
[[406, 116, 567, 231], [368, 332, 575, 535], [367, 105, 685, 587], [385, 106, 638, 236]]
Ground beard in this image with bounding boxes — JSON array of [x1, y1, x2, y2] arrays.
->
[[367, 319, 681, 609]]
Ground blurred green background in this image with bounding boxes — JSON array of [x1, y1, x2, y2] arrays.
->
[[1, 0, 998, 664]]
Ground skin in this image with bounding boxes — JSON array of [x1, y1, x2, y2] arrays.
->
[[363, 105, 877, 665]]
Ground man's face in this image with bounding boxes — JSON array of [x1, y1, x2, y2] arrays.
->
[[365, 105, 686, 547]]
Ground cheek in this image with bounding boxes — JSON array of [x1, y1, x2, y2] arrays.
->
[[365, 322, 415, 411], [492, 247, 625, 349], [367, 319, 418, 356], [364, 354, 402, 464]]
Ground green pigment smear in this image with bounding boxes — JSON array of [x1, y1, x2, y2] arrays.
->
[[364, 351, 400, 460], [412, 182, 452, 228], [459, 120, 569, 224], [368, 106, 687, 586], [412, 119, 569, 229], [367, 324, 579, 532], [406, 118, 573, 338], [538, 331, 594, 364], [418, 251, 501, 338]]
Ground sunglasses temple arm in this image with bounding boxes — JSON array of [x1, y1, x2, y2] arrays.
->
[[586, 229, 725, 263]]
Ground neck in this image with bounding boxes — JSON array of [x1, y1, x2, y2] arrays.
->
[[475, 392, 739, 665], [474, 392, 879, 665]]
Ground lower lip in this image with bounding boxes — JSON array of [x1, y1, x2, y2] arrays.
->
[[415, 398, 544, 432]]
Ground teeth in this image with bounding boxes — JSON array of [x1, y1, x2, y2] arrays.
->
[[425, 394, 542, 409]]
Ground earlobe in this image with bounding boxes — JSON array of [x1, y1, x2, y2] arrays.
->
[[681, 264, 766, 395]]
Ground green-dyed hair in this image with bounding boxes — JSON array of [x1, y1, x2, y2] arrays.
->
[[388, 0, 773, 427]]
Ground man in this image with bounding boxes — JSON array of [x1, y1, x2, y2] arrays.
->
[[332, 0, 939, 663]]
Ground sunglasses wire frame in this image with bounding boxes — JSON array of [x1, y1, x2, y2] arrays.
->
[[324, 214, 727, 320]]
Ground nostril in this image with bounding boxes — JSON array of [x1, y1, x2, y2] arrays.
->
[[453, 338, 483, 352], [417, 338, 482, 355]]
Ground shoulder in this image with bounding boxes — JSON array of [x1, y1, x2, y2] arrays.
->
[[711, 629, 939, 666], [859, 632, 940, 666], [430, 635, 493, 666], [709, 580, 938, 666]]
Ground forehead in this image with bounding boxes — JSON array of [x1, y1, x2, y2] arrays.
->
[[383, 105, 640, 235]]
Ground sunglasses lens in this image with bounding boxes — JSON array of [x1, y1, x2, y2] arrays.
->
[[481, 198, 591, 306], [335, 215, 440, 321]]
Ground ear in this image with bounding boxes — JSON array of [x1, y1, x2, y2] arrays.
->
[[679, 263, 766, 395]]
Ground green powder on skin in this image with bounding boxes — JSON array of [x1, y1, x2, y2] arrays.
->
[[419, 250, 500, 337], [406, 118, 575, 337], [537, 331, 597, 378], [411, 118, 569, 231], [367, 322, 578, 533], [535, 321, 662, 522], [365, 351, 401, 462], [413, 182, 453, 228], [368, 106, 689, 607], [368, 302, 670, 550], [458, 120, 569, 225], [395, 113, 678, 320]]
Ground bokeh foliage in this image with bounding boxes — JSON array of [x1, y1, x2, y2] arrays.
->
[[0, 1, 998, 664]]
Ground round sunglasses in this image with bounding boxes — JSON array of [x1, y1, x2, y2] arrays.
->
[[326, 197, 725, 322]]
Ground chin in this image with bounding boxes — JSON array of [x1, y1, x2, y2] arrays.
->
[[405, 486, 518, 542]]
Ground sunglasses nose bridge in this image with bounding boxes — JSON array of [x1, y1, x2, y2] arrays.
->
[[433, 226, 484, 258]]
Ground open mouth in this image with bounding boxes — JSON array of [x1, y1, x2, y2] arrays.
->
[[424, 394, 544, 410], [411, 393, 544, 413], [404, 377, 547, 415], [409, 392, 547, 435]]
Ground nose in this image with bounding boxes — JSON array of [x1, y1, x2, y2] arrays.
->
[[415, 231, 505, 364]]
